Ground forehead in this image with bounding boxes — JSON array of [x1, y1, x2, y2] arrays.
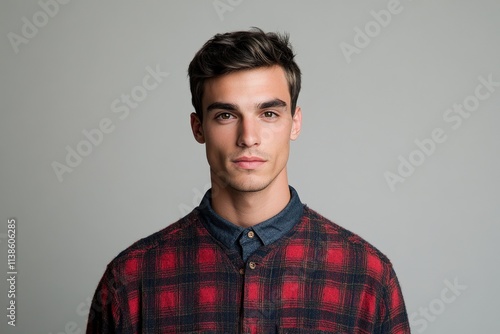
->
[[202, 66, 290, 110]]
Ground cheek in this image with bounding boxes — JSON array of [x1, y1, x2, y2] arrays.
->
[[277, 142, 291, 161], [205, 125, 235, 143], [267, 138, 290, 168], [204, 134, 231, 163], [261, 122, 289, 142], [268, 127, 292, 150]]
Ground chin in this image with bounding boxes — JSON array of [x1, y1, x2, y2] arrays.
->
[[226, 178, 274, 193]]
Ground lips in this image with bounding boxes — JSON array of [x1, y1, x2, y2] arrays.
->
[[233, 156, 266, 169]]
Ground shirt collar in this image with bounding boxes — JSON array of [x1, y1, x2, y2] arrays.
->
[[197, 186, 304, 250]]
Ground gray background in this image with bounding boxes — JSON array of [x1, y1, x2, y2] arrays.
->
[[1, 0, 499, 333]]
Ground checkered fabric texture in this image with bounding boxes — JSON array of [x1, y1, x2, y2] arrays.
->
[[86, 206, 410, 333]]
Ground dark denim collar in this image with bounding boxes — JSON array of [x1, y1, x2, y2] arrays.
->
[[197, 186, 304, 250]]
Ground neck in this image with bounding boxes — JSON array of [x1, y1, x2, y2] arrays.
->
[[210, 173, 291, 228]]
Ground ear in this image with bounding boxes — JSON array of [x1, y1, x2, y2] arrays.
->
[[290, 106, 302, 141], [190, 112, 205, 144]]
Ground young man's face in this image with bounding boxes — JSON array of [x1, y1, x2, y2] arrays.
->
[[191, 65, 302, 194]]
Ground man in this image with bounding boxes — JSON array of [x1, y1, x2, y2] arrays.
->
[[87, 28, 410, 333]]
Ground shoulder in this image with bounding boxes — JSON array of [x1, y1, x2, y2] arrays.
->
[[301, 206, 394, 272], [301, 207, 410, 331], [103, 209, 205, 277]]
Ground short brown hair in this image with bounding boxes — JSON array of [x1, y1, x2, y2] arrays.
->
[[188, 28, 301, 121]]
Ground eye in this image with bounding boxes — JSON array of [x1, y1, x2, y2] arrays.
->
[[215, 112, 234, 120], [263, 111, 277, 118]]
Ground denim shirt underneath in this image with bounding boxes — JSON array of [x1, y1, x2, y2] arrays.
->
[[197, 186, 304, 262]]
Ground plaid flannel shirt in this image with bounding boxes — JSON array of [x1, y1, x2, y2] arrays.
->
[[86, 206, 410, 333]]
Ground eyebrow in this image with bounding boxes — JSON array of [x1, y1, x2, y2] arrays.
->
[[206, 99, 288, 113], [257, 99, 287, 110], [206, 102, 238, 113]]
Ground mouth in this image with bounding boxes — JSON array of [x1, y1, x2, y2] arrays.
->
[[232, 156, 266, 169]]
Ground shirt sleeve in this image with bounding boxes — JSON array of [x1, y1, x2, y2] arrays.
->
[[377, 266, 411, 334], [86, 265, 123, 333]]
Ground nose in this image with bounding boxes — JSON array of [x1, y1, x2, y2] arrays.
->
[[237, 117, 260, 148]]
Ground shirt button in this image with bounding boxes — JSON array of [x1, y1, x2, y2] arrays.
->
[[248, 262, 257, 270], [239, 268, 245, 275], [247, 231, 255, 238]]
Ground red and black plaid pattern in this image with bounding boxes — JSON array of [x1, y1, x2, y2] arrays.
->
[[87, 207, 410, 333]]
